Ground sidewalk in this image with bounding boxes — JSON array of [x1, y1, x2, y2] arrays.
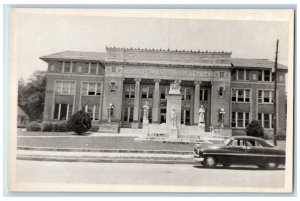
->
[[17, 146, 196, 164]]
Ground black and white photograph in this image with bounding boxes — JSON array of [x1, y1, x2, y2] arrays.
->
[[8, 8, 294, 192]]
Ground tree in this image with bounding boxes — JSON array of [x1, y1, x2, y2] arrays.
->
[[245, 119, 264, 138], [18, 71, 47, 121], [67, 109, 92, 135]]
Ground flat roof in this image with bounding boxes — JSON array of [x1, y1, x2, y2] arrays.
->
[[231, 58, 288, 70], [40, 51, 106, 62]]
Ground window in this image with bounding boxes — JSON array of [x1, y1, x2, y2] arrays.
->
[[238, 90, 244, 102], [181, 88, 192, 100], [231, 112, 250, 128], [123, 107, 134, 122], [50, 64, 55, 71], [258, 90, 273, 103], [84, 62, 90, 74], [58, 61, 63, 72], [220, 72, 224, 78], [110, 82, 116, 93], [264, 70, 270, 81], [111, 67, 116, 72], [232, 89, 250, 103], [245, 70, 250, 80], [237, 112, 244, 127], [237, 69, 244, 81], [55, 81, 75, 95], [200, 89, 208, 101], [82, 82, 102, 96], [258, 113, 273, 128], [236, 69, 250, 81], [141, 86, 153, 99], [84, 105, 99, 120], [219, 87, 224, 97], [124, 85, 135, 99], [53, 104, 73, 120], [231, 112, 236, 127], [72, 62, 77, 73], [258, 70, 263, 81], [77, 64, 83, 73], [258, 70, 272, 82], [98, 65, 104, 75], [64, 62, 71, 73], [90, 63, 97, 74], [160, 87, 169, 99]]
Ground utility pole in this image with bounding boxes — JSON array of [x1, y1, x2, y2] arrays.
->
[[273, 40, 279, 146]]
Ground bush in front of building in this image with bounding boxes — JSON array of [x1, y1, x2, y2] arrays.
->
[[245, 119, 264, 138], [52, 121, 70, 132], [67, 110, 92, 135], [41, 122, 53, 132], [26, 121, 41, 131]]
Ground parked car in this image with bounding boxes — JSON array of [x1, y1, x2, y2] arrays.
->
[[194, 136, 285, 169]]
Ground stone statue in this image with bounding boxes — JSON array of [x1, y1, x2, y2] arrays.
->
[[170, 108, 177, 128], [169, 80, 181, 94], [142, 102, 150, 121], [198, 105, 205, 124]]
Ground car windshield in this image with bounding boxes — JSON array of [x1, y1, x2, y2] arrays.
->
[[224, 138, 232, 146]]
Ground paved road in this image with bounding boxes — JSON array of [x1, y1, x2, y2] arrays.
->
[[14, 160, 285, 191]]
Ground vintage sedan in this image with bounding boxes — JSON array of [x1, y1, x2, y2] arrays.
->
[[194, 136, 285, 169]]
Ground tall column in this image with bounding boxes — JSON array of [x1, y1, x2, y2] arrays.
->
[[132, 78, 141, 128], [193, 81, 201, 124], [152, 79, 161, 123]]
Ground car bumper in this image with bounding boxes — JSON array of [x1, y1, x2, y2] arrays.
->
[[194, 154, 204, 162]]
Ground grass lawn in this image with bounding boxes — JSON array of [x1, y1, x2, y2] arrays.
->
[[17, 130, 286, 151], [17, 131, 196, 151]]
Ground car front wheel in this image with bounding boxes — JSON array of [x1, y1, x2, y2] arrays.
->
[[204, 156, 217, 168]]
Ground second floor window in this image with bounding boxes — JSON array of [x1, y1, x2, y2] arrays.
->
[[124, 85, 135, 99], [141, 86, 153, 99], [200, 89, 208, 101], [258, 70, 271, 82], [55, 81, 75, 95], [236, 69, 250, 81], [82, 82, 102, 96], [258, 90, 274, 103], [232, 89, 250, 103]]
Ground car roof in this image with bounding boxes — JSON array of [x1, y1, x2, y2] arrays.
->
[[230, 136, 266, 141]]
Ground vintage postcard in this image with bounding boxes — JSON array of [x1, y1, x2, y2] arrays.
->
[[8, 8, 294, 192]]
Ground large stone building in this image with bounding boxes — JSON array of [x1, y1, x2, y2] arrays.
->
[[40, 47, 287, 135]]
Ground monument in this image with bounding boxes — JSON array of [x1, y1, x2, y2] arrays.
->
[[142, 102, 150, 136], [166, 80, 182, 138], [198, 105, 205, 132]]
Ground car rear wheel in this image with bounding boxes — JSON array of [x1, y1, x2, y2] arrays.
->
[[264, 162, 279, 169], [258, 162, 279, 169], [204, 156, 217, 168]]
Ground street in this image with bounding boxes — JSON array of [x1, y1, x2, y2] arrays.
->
[[14, 160, 285, 191]]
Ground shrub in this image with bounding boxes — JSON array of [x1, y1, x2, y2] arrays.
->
[[41, 122, 53, 132], [245, 119, 264, 138], [67, 110, 92, 135], [89, 125, 99, 132], [53, 121, 70, 132], [26, 121, 41, 131]]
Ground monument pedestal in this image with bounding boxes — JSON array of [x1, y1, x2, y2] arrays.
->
[[169, 127, 179, 139], [98, 122, 120, 133], [142, 120, 149, 137], [198, 122, 205, 132], [166, 93, 182, 139]]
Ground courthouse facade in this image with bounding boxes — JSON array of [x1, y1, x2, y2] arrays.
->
[[40, 47, 288, 135]]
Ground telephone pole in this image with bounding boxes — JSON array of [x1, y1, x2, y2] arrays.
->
[[273, 40, 279, 146]]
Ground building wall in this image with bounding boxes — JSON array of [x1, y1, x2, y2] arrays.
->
[[43, 73, 104, 121]]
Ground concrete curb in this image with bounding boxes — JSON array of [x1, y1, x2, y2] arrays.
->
[[17, 146, 194, 155], [17, 155, 196, 165]]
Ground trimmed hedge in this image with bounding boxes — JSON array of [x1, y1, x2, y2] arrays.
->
[[26, 121, 41, 131], [41, 122, 53, 132]]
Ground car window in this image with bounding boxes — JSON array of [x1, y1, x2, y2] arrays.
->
[[228, 139, 244, 147]]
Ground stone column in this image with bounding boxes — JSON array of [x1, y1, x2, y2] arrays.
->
[[132, 78, 141, 128], [152, 79, 161, 123], [193, 81, 201, 124]]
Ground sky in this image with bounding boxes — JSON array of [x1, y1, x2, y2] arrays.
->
[[13, 10, 290, 81]]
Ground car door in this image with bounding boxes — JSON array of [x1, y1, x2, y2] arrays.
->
[[243, 139, 264, 165], [225, 139, 249, 165]]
